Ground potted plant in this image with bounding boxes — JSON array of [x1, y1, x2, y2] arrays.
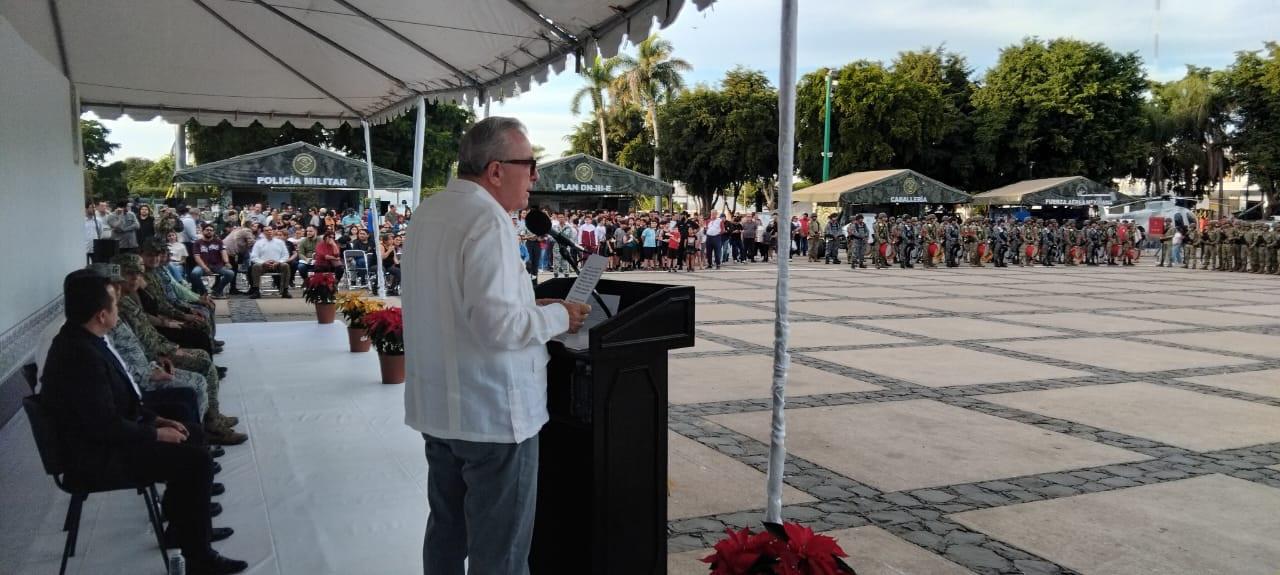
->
[[363, 306, 405, 384], [702, 522, 857, 575], [336, 291, 383, 352], [302, 273, 339, 323]]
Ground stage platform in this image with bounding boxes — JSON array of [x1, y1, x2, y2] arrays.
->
[[0, 321, 429, 574]]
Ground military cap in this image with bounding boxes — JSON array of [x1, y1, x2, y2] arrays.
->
[[86, 262, 122, 281], [112, 253, 146, 275], [139, 236, 168, 255]]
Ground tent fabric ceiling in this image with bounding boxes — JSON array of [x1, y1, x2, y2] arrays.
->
[[0, 0, 714, 127]]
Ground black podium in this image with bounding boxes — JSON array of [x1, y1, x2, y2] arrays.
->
[[529, 278, 695, 575]]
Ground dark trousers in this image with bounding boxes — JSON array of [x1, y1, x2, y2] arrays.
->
[[729, 236, 743, 262], [143, 387, 201, 424], [123, 422, 213, 562], [743, 238, 757, 261], [705, 235, 723, 268], [423, 434, 539, 575], [157, 324, 214, 354]]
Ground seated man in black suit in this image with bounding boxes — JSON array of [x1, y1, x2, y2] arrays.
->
[[39, 270, 247, 574]]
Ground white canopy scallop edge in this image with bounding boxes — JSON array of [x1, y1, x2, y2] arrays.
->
[[0, 0, 714, 127]]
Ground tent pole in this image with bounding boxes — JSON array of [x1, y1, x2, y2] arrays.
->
[[412, 95, 426, 211], [175, 123, 187, 170], [362, 120, 388, 298], [766, 0, 798, 526]]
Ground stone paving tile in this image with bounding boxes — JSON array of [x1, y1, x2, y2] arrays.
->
[[951, 474, 1280, 575], [788, 299, 917, 317], [991, 311, 1171, 334], [990, 294, 1144, 310], [1096, 292, 1225, 308], [670, 354, 882, 404], [854, 317, 1063, 341], [701, 321, 912, 349], [986, 337, 1258, 372], [696, 303, 776, 321], [708, 288, 831, 302], [904, 284, 1035, 298], [708, 400, 1147, 492], [1108, 307, 1280, 327], [886, 297, 1040, 314], [1178, 369, 1280, 400], [799, 286, 938, 299], [1184, 290, 1280, 304], [1214, 303, 1280, 319], [670, 338, 736, 355], [1141, 330, 1280, 359], [981, 382, 1280, 452], [668, 431, 814, 520], [806, 345, 1091, 388]]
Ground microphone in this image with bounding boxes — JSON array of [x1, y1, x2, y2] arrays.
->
[[525, 209, 585, 254]]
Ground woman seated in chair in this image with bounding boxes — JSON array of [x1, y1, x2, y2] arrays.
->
[[312, 230, 345, 283], [378, 235, 401, 296]]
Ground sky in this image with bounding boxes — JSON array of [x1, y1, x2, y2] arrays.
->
[[92, 0, 1280, 164]]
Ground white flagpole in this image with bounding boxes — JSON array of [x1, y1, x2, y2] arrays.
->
[[766, 0, 798, 525], [411, 95, 426, 211], [362, 119, 387, 298]]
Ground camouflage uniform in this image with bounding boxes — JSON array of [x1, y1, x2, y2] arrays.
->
[[109, 320, 209, 419], [1202, 222, 1217, 270], [1268, 224, 1280, 274], [971, 220, 987, 267], [1183, 225, 1200, 269], [117, 291, 227, 424]]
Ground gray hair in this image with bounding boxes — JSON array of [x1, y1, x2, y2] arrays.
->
[[457, 116, 527, 177]]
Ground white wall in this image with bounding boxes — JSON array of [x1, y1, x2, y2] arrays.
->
[[0, 14, 82, 336]]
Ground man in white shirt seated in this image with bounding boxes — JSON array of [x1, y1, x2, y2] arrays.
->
[[247, 228, 293, 299], [402, 117, 590, 575]]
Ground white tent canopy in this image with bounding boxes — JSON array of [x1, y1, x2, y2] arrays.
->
[[0, 0, 712, 127]]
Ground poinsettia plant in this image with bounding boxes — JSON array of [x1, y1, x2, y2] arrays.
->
[[703, 522, 857, 575], [363, 307, 404, 355], [336, 291, 383, 328], [302, 273, 338, 305]]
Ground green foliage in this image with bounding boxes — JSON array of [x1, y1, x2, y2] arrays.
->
[[658, 68, 778, 214], [571, 56, 618, 162], [80, 119, 119, 168], [613, 35, 692, 179], [972, 38, 1147, 188], [331, 101, 472, 189], [1222, 42, 1280, 217], [187, 120, 326, 164], [88, 161, 129, 202], [565, 104, 652, 174], [125, 154, 176, 196]]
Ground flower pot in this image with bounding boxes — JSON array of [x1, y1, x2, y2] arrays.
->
[[314, 303, 336, 324], [378, 353, 405, 385], [347, 326, 371, 353]]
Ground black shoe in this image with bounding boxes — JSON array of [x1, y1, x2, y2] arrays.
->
[[209, 446, 225, 459], [212, 461, 222, 475], [187, 551, 248, 575], [211, 482, 225, 496], [163, 526, 234, 549], [216, 366, 228, 379], [210, 502, 223, 518], [214, 339, 226, 347]]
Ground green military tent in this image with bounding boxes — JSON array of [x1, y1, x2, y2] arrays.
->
[[792, 169, 969, 216], [530, 154, 672, 212], [971, 176, 1133, 207]]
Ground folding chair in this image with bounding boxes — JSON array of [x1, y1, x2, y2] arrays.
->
[[343, 250, 371, 291], [21, 364, 168, 575]]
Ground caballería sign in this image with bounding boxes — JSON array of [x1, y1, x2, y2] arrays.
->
[[256, 152, 349, 186], [890, 196, 927, 203]]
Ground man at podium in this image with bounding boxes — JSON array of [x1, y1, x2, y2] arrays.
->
[[401, 116, 590, 575]]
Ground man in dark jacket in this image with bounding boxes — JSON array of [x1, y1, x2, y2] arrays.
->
[[39, 270, 246, 574]]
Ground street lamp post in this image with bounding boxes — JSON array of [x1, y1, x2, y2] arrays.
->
[[822, 69, 835, 182]]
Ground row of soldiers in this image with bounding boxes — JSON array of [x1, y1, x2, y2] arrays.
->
[[853, 214, 1280, 273], [1179, 220, 1280, 273]]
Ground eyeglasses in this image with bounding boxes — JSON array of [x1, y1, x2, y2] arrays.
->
[[495, 158, 538, 175]]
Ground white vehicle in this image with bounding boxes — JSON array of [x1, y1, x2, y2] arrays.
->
[[1102, 196, 1199, 234]]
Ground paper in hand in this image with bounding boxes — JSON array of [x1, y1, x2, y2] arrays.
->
[[565, 254, 608, 305]]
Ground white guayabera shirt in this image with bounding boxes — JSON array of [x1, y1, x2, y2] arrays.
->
[[402, 179, 570, 444]]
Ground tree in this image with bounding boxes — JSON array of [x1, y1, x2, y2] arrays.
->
[[613, 35, 691, 181], [125, 154, 175, 197], [564, 104, 652, 174], [80, 119, 119, 168], [716, 68, 778, 212], [570, 56, 618, 162], [972, 38, 1147, 189], [1223, 42, 1280, 217], [331, 101, 473, 189], [186, 120, 326, 164], [891, 48, 984, 189]]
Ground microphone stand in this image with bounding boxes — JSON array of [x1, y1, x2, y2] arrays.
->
[[553, 230, 613, 319]]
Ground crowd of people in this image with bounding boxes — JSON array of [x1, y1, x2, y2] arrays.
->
[[85, 200, 409, 298]]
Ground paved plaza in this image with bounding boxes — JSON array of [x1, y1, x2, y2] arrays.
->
[[218, 262, 1280, 575], [5, 262, 1278, 574]]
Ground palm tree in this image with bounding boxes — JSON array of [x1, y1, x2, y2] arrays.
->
[[612, 35, 692, 180], [570, 56, 617, 162]]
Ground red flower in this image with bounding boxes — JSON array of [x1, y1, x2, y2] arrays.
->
[[363, 307, 405, 354], [767, 524, 849, 575], [702, 527, 774, 575]]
